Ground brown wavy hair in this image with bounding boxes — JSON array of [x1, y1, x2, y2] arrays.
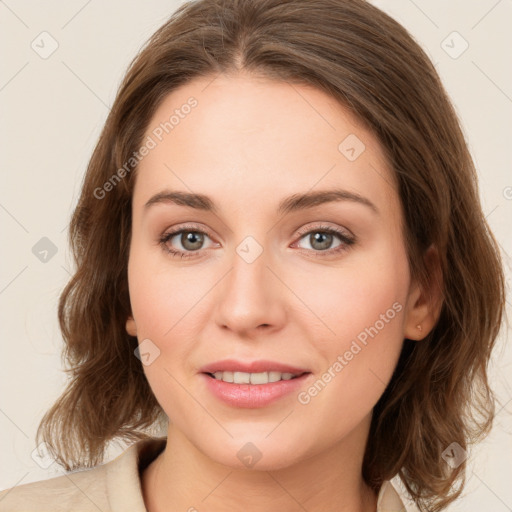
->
[[36, 0, 506, 510]]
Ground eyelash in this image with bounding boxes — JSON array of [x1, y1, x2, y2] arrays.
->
[[158, 223, 356, 260]]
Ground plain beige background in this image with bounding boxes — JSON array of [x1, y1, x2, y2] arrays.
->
[[1, 1, 511, 510]]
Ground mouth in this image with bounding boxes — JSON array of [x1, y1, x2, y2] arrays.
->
[[199, 360, 313, 408], [199, 358, 310, 376], [204, 370, 310, 384]]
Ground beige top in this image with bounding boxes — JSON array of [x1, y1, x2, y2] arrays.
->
[[0, 437, 406, 511]]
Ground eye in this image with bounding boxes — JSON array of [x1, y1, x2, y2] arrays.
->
[[159, 224, 216, 259], [293, 225, 356, 256], [159, 223, 356, 259]]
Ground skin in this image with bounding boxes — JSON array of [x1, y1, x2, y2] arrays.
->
[[125, 72, 442, 512]]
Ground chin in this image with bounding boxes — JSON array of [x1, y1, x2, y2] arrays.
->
[[196, 432, 309, 472]]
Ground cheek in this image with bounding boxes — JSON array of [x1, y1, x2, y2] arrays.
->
[[292, 248, 408, 346], [291, 248, 409, 425], [126, 248, 217, 400], [127, 251, 205, 417], [127, 246, 208, 339]]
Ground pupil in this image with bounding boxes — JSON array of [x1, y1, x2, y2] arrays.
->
[[183, 231, 203, 250], [311, 232, 332, 250]]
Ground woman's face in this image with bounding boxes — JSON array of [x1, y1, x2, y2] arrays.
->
[[126, 72, 423, 470]]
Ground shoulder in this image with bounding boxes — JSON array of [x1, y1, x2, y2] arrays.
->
[[377, 479, 411, 512], [0, 464, 109, 512], [0, 436, 167, 512]]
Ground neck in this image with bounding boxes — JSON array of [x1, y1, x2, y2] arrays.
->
[[142, 418, 377, 512]]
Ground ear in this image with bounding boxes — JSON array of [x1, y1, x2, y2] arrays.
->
[[126, 315, 138, 337], [403, 244, 444, 340]]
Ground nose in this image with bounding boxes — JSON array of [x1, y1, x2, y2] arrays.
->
[[213, 243, 286, 338]]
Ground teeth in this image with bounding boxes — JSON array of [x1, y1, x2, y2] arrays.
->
[[269, 371, 283, 382], [211, 371, 298, 384]]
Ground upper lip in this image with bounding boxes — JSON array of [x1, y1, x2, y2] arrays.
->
[[199, 359, 310, 375]]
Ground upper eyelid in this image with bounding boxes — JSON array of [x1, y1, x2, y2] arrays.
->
[[295, 223, 353, 238], [162, 223, 216, 240]]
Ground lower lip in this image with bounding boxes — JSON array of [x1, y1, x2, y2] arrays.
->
[[201, 372, 312, 408]]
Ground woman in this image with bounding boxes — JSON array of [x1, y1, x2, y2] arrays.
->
[[0, 0, 505, 511]]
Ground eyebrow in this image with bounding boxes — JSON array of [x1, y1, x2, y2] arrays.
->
[[144, 188, 379, 216]]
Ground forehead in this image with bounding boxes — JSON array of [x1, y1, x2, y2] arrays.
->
[[133, 73, 399, 221]]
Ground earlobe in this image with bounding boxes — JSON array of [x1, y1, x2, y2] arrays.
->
[[126, 316, 137, 337]]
